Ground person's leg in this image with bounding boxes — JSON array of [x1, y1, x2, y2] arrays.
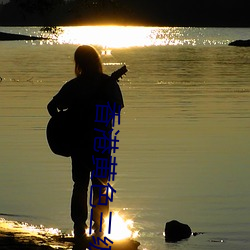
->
[[71, 151, 91, 239], [91, 176, 109, 235], [71, 181, 89, 237]]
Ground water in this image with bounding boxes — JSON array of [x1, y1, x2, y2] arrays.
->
[[0, 26, 250, 250]]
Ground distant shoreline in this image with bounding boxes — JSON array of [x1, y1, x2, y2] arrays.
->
[[0, 31, 45, 41]]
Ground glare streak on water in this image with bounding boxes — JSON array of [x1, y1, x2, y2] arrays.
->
[[56, 26, 250, 47], [0, 26, 250, 250], [1, 26, 250, 47]]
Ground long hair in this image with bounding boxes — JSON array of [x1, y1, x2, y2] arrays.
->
[[74, 45, 103, 76]]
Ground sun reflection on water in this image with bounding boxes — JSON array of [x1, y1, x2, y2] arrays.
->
[[0, 218, 61, 237], [57, 26, 154, 48], [84, 211, 139, 241], [104, 211, 139, 240], [57, 26, 203, 48], [54, 26, 229, 48], [1, 212, 139, 242]]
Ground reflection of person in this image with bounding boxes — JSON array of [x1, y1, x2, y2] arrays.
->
[[47, 45, 124, 244]]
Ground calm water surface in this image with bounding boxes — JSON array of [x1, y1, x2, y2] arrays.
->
[[0, 27, 250, 249]]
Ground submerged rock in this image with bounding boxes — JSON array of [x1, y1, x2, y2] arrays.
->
[[164, 220, 192, 242], [228, 39, 250, 47]]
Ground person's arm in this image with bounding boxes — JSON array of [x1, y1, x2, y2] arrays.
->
[[47, 99, 58, 117], [47, 80, 74, 116]]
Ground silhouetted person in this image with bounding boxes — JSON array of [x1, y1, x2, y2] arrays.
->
[[47, 45, 124, 244]]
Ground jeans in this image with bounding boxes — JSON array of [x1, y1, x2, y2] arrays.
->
[[70, 150, 109, 237]]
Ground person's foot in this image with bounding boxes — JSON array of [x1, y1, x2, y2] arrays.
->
[[92, 223, 105, 237], [92, 230, 104, 238], [73, 223, 89, 249], [73, 234, 89, 249]]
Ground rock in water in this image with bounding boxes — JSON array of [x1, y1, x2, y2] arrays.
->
[[164, 220, 192, 242], [228, 39, 250, 47]]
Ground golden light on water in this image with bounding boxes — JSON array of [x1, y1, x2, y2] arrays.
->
[[54, 26, 208, 48], [104, 211, 139, 240], [55, 26, 208, 48], [0, 218, 61, 237], [86, 212, 139, 240], [0, 211, 139, 242], [38, 26, 232, 47], [1, 215, 139, 249], [57, 26, 154, 48]]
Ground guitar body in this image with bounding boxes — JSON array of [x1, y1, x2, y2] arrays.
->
[[46, 65, 127, 157], [46, 110, 72, 157]]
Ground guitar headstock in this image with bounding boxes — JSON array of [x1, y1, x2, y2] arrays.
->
[[110, 65, 128, 82]]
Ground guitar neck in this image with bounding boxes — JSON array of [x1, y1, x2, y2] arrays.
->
[[110, 65, 128, 82]]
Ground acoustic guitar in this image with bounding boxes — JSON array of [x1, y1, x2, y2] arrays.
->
[[46, 65, 127, 157]]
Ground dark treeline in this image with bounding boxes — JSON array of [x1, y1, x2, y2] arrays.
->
[[0, 0, 250, 27], [0, 0, 135, 26], [123, 0, 250, 27]]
